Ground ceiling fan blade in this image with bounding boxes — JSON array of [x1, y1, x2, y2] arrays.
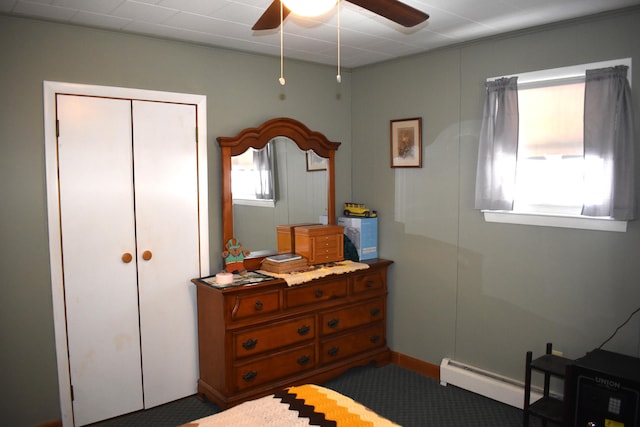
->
[[252, 0, 291, 30], [347, 0, 429, 27]]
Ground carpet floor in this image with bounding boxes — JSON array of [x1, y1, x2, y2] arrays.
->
[[90, 363, 551, 426]]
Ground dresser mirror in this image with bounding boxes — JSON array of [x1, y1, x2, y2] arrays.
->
[[218, 117, 341, 257], [232, 137, 328, 251]]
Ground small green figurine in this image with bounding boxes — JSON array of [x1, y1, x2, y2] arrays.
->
[[222, 238, 250, 273]]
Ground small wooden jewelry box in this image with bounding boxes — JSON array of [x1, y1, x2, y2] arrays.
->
[[276, 223, 320, 253], [293, 224, 344, 265]]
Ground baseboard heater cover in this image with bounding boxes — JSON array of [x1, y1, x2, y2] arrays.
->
[[440, 358, 543, 409]]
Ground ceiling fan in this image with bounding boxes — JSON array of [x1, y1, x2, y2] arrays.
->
[[252, 0, 430, 30]]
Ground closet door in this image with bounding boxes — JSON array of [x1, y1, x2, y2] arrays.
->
[[57, 95, 143, 426], [46, 82, 208, 427], [57, 96, 202, 426], [132, 100, 200, 407]]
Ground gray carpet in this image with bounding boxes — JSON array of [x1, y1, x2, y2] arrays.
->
[[91, 363, 550, 426]]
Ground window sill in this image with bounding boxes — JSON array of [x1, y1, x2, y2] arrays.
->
[[233, 198, 275, 208], [482, 210, 627, 232]]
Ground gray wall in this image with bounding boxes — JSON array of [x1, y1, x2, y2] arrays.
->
[[2, 7, 640, 427], [0, 15, 351, 426], [352, 7, 640, 380]]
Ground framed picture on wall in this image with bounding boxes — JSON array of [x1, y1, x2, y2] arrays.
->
[[390, 117, 422, 168], [306, 151, 327, 171]]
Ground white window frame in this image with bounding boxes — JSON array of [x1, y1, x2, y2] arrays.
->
[[233, 198, 275, 208], [483, 58, 632, 233]]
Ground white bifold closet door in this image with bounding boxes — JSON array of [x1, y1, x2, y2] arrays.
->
[[57, 95, 200, 426]]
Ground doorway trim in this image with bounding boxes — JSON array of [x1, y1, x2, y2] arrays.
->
[[43, 81, 209, 426]]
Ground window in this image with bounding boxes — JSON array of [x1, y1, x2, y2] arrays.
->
[[231, 142, 275, 207], [513, 81, 585, 215], [482, 58, 632, 232]]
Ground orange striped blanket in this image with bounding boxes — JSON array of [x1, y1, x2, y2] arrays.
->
[[181, 384, 399, 427]]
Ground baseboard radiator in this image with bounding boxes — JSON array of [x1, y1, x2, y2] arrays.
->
[[440, 358, 543, 409]]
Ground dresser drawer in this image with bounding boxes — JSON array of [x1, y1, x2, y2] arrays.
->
[[352, 269, 386, 294], [320, 323, 385, 365], [314, 234, 342, 248], [234, 316, 315, 359], [234, 344, 315, 391], [227, 289, 280, 321], [319, 299, 385, 335], [310, 244, 342, 264], [284, 279, 347, 308]]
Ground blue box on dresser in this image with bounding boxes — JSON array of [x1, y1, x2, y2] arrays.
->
[[337, 216, 378, 261]]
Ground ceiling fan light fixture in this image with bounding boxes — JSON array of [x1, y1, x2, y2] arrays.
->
[[281, 0, 337, 17]]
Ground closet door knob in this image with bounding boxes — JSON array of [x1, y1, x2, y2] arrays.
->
[[122, 253, 133, 263], [142, 250, 153, 261]]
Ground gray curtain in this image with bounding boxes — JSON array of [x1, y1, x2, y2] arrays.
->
[[582, 65, 636, 220], [253, 143, 275, 200], [475, 77, 519, 210]]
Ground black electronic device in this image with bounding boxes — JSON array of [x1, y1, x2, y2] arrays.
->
[[565, 349, 640, 427]]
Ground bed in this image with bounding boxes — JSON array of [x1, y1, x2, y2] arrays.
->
[[181, 384, 399, 427]]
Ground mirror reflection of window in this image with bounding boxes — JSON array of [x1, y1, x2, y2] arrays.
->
[[231, 142, 275, 205]]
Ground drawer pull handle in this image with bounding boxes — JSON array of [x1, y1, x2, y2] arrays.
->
[[242, 338, 258, 350], [254, 300, 263, 311], [327, 346, 339, 357], [370, 335, 381, 343], [297, 325, 311, 336], [366, 280, 375, 288], [327, 318, 339, 328], [370, 308, 381, 316], [242, 371, 257, 382], [297, 355, 310, 366], [315, 289, 324, 298]]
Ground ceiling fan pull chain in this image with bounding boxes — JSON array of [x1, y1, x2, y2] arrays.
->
[[279, 0, 286, 85], [336, 1, 341, 83]]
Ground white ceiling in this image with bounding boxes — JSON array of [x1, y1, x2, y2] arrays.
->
[[2, 0, 639, 68]]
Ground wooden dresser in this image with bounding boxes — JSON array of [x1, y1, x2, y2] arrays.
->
[[193, 259, 393, 409]]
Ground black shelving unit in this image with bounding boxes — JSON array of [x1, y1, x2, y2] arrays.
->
[[523, 343, 573, 427]]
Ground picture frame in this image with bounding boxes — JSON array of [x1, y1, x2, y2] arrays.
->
[[306, 151, 327, 171], [390, 117, 422, 168]]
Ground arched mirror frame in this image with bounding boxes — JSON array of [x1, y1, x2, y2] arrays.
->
[[217, 117, 341, 251]]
